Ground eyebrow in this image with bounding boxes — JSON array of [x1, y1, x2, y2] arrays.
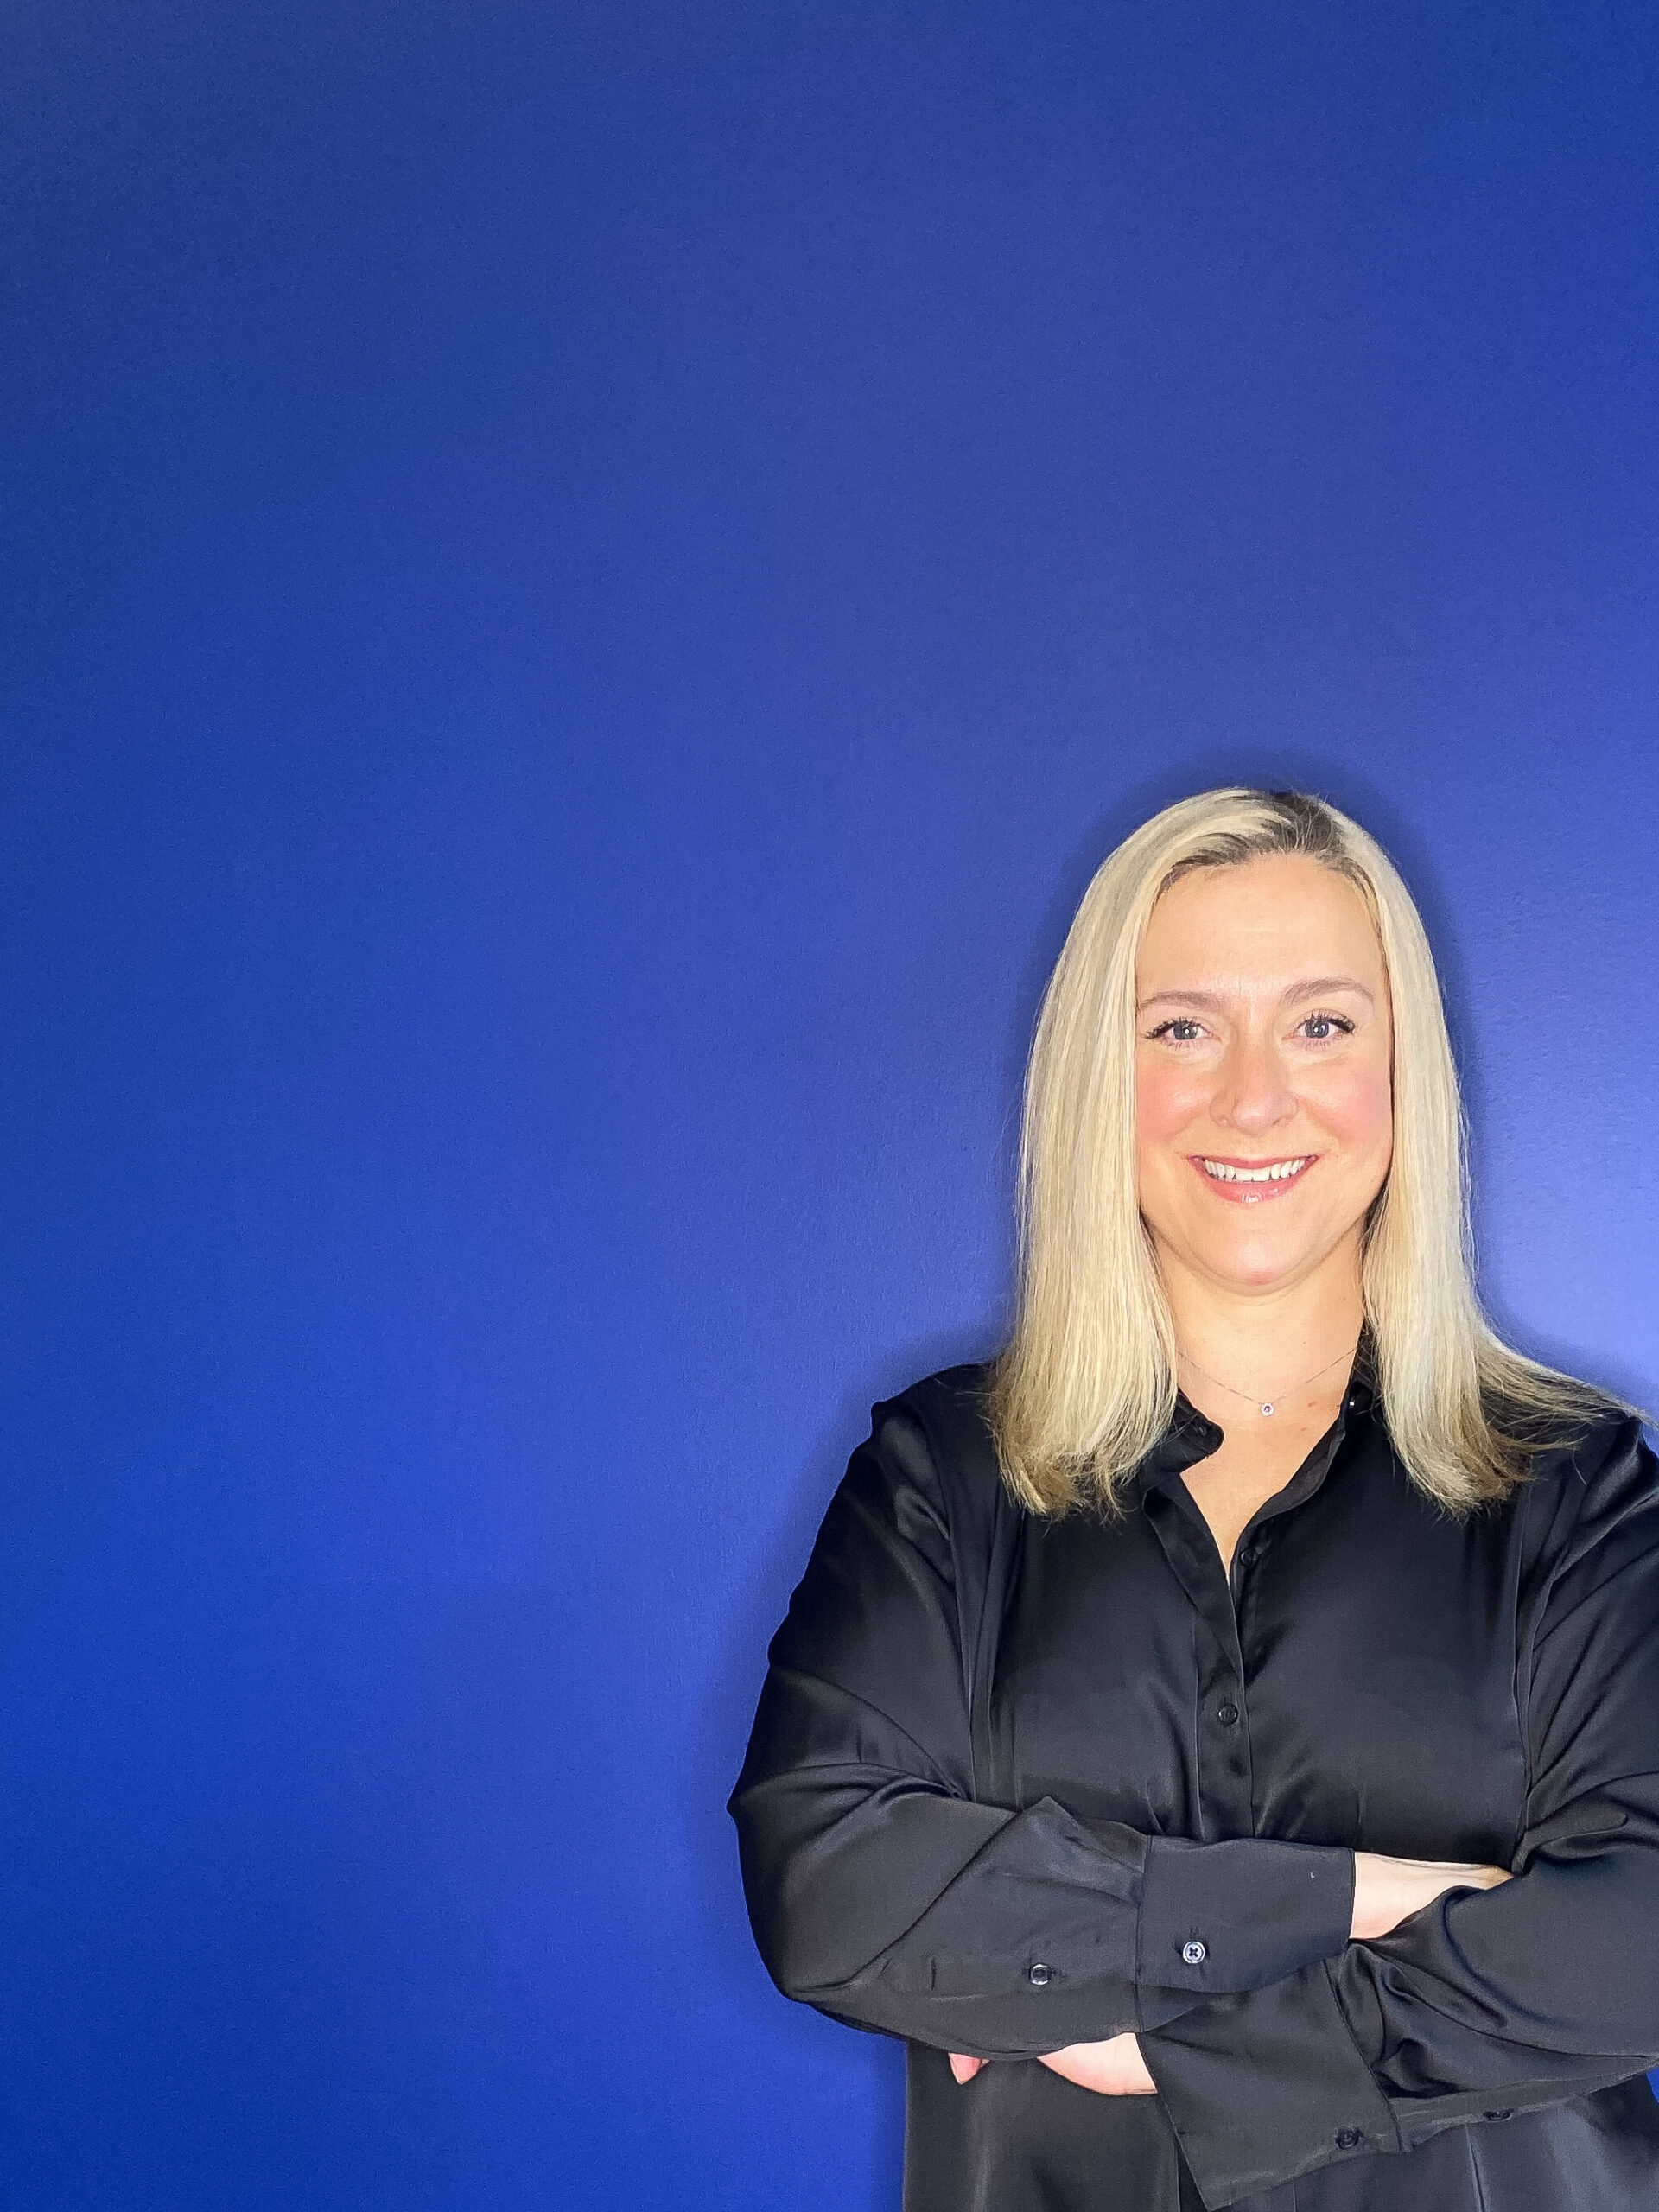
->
[[1135, 975, 1376, 1013]]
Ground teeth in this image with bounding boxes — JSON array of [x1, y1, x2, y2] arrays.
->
[[1201, 1157, 1310, 1183]]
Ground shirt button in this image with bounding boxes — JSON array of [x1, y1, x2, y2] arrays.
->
[[1335, 2128, 1363, 2150], [1180, 1939, 1207, 1965], [1216, 1701, 1239, 1726], [1028, 1961, 1052, 1986], [1482, 2109, 1513, 2123], [1236, 1544, 1258, 1567]]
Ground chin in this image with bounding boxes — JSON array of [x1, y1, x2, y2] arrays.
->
[[1198, 1233, 1317, 1292]]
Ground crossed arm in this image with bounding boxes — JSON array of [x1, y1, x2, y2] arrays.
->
[[729, 1405, 1659, 2205], [945, 1850, 1513, 2094]]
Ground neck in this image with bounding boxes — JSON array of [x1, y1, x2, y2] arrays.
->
[[1154, 1235, 1366, 1407]]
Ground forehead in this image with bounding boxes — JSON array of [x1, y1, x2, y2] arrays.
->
[[1137, 855, 1383, 981]]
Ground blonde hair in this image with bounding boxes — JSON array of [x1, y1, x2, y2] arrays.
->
[[988, 786, 1635, 1518]]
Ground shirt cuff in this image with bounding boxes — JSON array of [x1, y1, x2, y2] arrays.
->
[[1136, 1836, 1355, 1993], [1138, 1956, 1402, 2209]]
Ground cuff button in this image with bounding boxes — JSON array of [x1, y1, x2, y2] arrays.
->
[[1179, 1939, 1207, 1965], [1335, 2128, 1363, 2150]]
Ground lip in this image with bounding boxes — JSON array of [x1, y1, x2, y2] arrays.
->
[[1186, 1153, 1319, 1205]]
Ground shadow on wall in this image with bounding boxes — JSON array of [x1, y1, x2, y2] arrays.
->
[[689, 1315, 1002, 2201]]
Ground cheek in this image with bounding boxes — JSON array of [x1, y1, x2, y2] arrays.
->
[[1313, 1058, 1394, 1156], [1135, 1059, 1209, 1149]]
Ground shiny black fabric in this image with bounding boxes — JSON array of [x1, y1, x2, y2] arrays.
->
[[728, 1355, 1659, 2209]]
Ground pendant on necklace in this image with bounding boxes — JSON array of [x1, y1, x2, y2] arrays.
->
[[1260, 1402, 1274, 1416]]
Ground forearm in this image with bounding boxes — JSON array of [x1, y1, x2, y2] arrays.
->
[[1135, 1821, 1659, 2207], [1332, 1825, 1659, 2113], [732, 1753, 1354, 2056]]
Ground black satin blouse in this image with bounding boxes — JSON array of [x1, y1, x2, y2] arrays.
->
[[728, 1357, 1659, 2210]]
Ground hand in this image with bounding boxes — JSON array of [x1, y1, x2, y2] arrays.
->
[[949, 2033, 1157, 2094], [1038, 2033, 1158, 2094], [1350, 1850, 1512, 1940]]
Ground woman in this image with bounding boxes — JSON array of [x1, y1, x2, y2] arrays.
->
[[728, 787, 1659, 2211]]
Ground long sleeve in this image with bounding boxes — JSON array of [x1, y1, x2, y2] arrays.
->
[[728, 1389, 1356, 2057], [1139, 1414, 1659, 2210]]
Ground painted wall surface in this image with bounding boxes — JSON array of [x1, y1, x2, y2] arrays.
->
[[3, 4, 1656, 2206]]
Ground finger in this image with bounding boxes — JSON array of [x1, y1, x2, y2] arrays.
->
[[948, 2053, 983, 2085], [1038, 2046, 1103, 2092]]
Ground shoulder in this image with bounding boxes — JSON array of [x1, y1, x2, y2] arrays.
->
[[778, 1365, 1007, 1658], [1566, 1406, 1658, 1527], [866, 1361, 1008, 1528], [1520, 1403, 1659, 1580]]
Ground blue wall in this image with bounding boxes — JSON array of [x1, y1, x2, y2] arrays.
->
[[3, 3, 1656, 2205]]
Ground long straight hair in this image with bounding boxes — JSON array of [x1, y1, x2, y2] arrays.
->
[[988, 787, 1633, 1518]]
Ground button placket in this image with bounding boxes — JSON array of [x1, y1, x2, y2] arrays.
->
[[1198, 1691, 1252, 1825]]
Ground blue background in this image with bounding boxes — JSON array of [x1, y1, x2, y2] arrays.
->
[[3, 3, 1657, 2205]]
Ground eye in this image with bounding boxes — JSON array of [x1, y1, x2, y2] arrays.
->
[[1145, 1017, 1208, 1044], [1297, 1011, 1356, 1043]]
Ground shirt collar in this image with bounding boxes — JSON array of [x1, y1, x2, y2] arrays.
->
[[1135, 1331, 1378, 1505]]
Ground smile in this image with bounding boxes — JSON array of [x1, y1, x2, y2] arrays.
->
[[1188, 1154, 1316, 1203]]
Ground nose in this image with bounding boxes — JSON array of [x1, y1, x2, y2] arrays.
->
[[1211, 1027, 1298, 1134]]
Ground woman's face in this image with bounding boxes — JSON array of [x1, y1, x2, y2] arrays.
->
[[1133, 854, 1395, 1298]]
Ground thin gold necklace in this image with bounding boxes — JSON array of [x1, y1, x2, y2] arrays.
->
[[1178, 1338, 1361, 1419]]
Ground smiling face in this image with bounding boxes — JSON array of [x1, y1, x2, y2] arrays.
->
[[1134, 853, 1395, 1299]]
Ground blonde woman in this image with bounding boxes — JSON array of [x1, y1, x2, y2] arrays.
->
[[728, 788, 1659, 2211]]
